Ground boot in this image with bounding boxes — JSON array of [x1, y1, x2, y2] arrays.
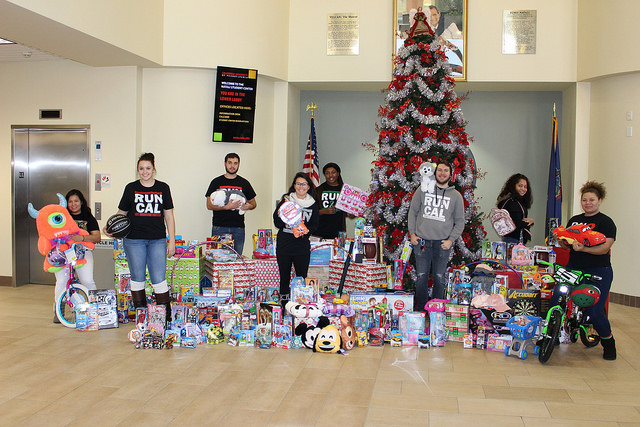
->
[[155, 291, 172, 325], [280, 293, 290, 311], [131, 290, 147, 309], [602, 337, 616, 360]]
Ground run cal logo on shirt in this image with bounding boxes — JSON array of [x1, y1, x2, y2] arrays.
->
[[422, 193, 451, 222]]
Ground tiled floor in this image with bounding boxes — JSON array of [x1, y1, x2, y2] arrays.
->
[[1, 284, 639, 426]]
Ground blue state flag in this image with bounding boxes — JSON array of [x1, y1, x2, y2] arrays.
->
[[546, 109, 562, 237]]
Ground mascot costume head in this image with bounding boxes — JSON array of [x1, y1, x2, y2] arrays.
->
[[28, 193, 94, 273]]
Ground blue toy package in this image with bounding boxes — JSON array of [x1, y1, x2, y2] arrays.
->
[[426, 299, 448, 346]]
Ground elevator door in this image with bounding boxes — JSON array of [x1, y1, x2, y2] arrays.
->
[[12, 126, 90, 286]]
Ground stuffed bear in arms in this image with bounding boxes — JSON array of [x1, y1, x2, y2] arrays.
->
[[210, 189, 247, 215]]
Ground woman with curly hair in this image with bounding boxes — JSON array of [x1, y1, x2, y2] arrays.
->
[[496, 173, 534, 244], [555, 180, 617, 360]]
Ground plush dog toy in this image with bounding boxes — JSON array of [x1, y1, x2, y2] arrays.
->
[[210, 189, 247, 215], [313, 316, 343, 354], [419, 162, 437, 193], [340, 315, 356, 351]]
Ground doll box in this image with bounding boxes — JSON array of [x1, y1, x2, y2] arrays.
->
[[487, 333, 512, 352], [348, 292, 414, 313]]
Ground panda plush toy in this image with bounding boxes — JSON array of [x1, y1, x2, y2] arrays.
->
[[210, 189, 247, 215]]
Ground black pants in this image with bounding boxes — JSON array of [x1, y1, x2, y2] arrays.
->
[[276, 236, 310, 296]]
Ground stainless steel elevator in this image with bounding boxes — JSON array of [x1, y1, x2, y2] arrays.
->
[[12, 126, 90, 286]]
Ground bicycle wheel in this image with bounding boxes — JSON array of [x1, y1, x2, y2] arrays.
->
[[579, 325, 601, 348], [538, 310, 562, 364], [55, 284, 90, 328]]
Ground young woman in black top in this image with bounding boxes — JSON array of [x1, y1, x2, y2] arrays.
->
[[104, 153, 176, 316]]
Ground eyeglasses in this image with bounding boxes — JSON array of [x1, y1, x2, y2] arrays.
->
[[295, 182, 309, 187]]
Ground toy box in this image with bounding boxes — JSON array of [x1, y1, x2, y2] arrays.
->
[[507, 288, 541, 317], [291, 276, 319, 304], [328, 260, 388, 293], [399, 311, 425, 346], [147, 304, 166, 336], [89, 289, 119, 330], [444, 303, 469, 342], [368, 327, 385, 346], [487, 333, 513, 352], [479, 308, 513, 334], [309, 241, 332, 266], [75, 302, 99, 331], [348, 292, 414, 313], [254, 324, 272, 348]]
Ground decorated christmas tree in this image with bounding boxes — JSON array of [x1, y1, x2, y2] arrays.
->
[[366, 9, 485, 287]]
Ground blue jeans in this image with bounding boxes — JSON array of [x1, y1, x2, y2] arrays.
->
[[123, 238, 167, 285], [211, 226, 245, 256], [414, 240, 451, 311]]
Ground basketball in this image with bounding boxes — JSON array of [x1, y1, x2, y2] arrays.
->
[[106, 214, 131, 238]]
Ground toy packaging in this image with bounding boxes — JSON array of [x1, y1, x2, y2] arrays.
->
[[481, 241, 492, 259], [254, 324, 272, 348], [348, 292, 414, 313], [89, 289, 119, 329], [493, 275, 509, 297], [491, 241, 507, 261], [368, 327, 385, 346], [426, 300, 447, 346], [75, 302, 99, 331], [290, 276, 319, 304], [399, 311, 425, 346], [463, 333, 474, 348], [147, 304, 166, 336], [487, 333, 512, 352], [507, 289, 541, 317]]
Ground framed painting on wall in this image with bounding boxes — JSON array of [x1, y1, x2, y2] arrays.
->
[[393, 0, 467, 81]]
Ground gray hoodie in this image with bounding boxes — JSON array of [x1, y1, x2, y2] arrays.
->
[[408, 185, 465, 242]]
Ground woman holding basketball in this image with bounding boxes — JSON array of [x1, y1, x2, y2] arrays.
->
[[104, 153, 176, 315], [273, 172, 319, 307]]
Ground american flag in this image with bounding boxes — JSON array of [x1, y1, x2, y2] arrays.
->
[[302, 116, 320, 186]]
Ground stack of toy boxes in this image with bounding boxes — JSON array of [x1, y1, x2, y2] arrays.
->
[[327, 259, 387, 293], [444, 303, 469, 342], [204, 257, 255, 297], [167, 245, 205, 300]]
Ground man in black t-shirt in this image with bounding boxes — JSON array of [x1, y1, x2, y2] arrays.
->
[[205, 153, 257, 255]]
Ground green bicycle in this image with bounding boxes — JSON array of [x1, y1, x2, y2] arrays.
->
[[537, 261, 601, 364]]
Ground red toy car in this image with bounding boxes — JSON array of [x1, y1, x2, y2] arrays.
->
[[553, 224, 606, 247]]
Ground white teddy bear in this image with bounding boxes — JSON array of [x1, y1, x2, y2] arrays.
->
[[210, 189, 247, 215], [419, 162, 437, 193]]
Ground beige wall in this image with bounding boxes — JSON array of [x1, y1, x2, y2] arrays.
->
[[163, 0, 290, 80], [589, 74, 639, 297], [467, 0, 577, 82], [288, 0, 392, 84], [578, 0, 640, 81]]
